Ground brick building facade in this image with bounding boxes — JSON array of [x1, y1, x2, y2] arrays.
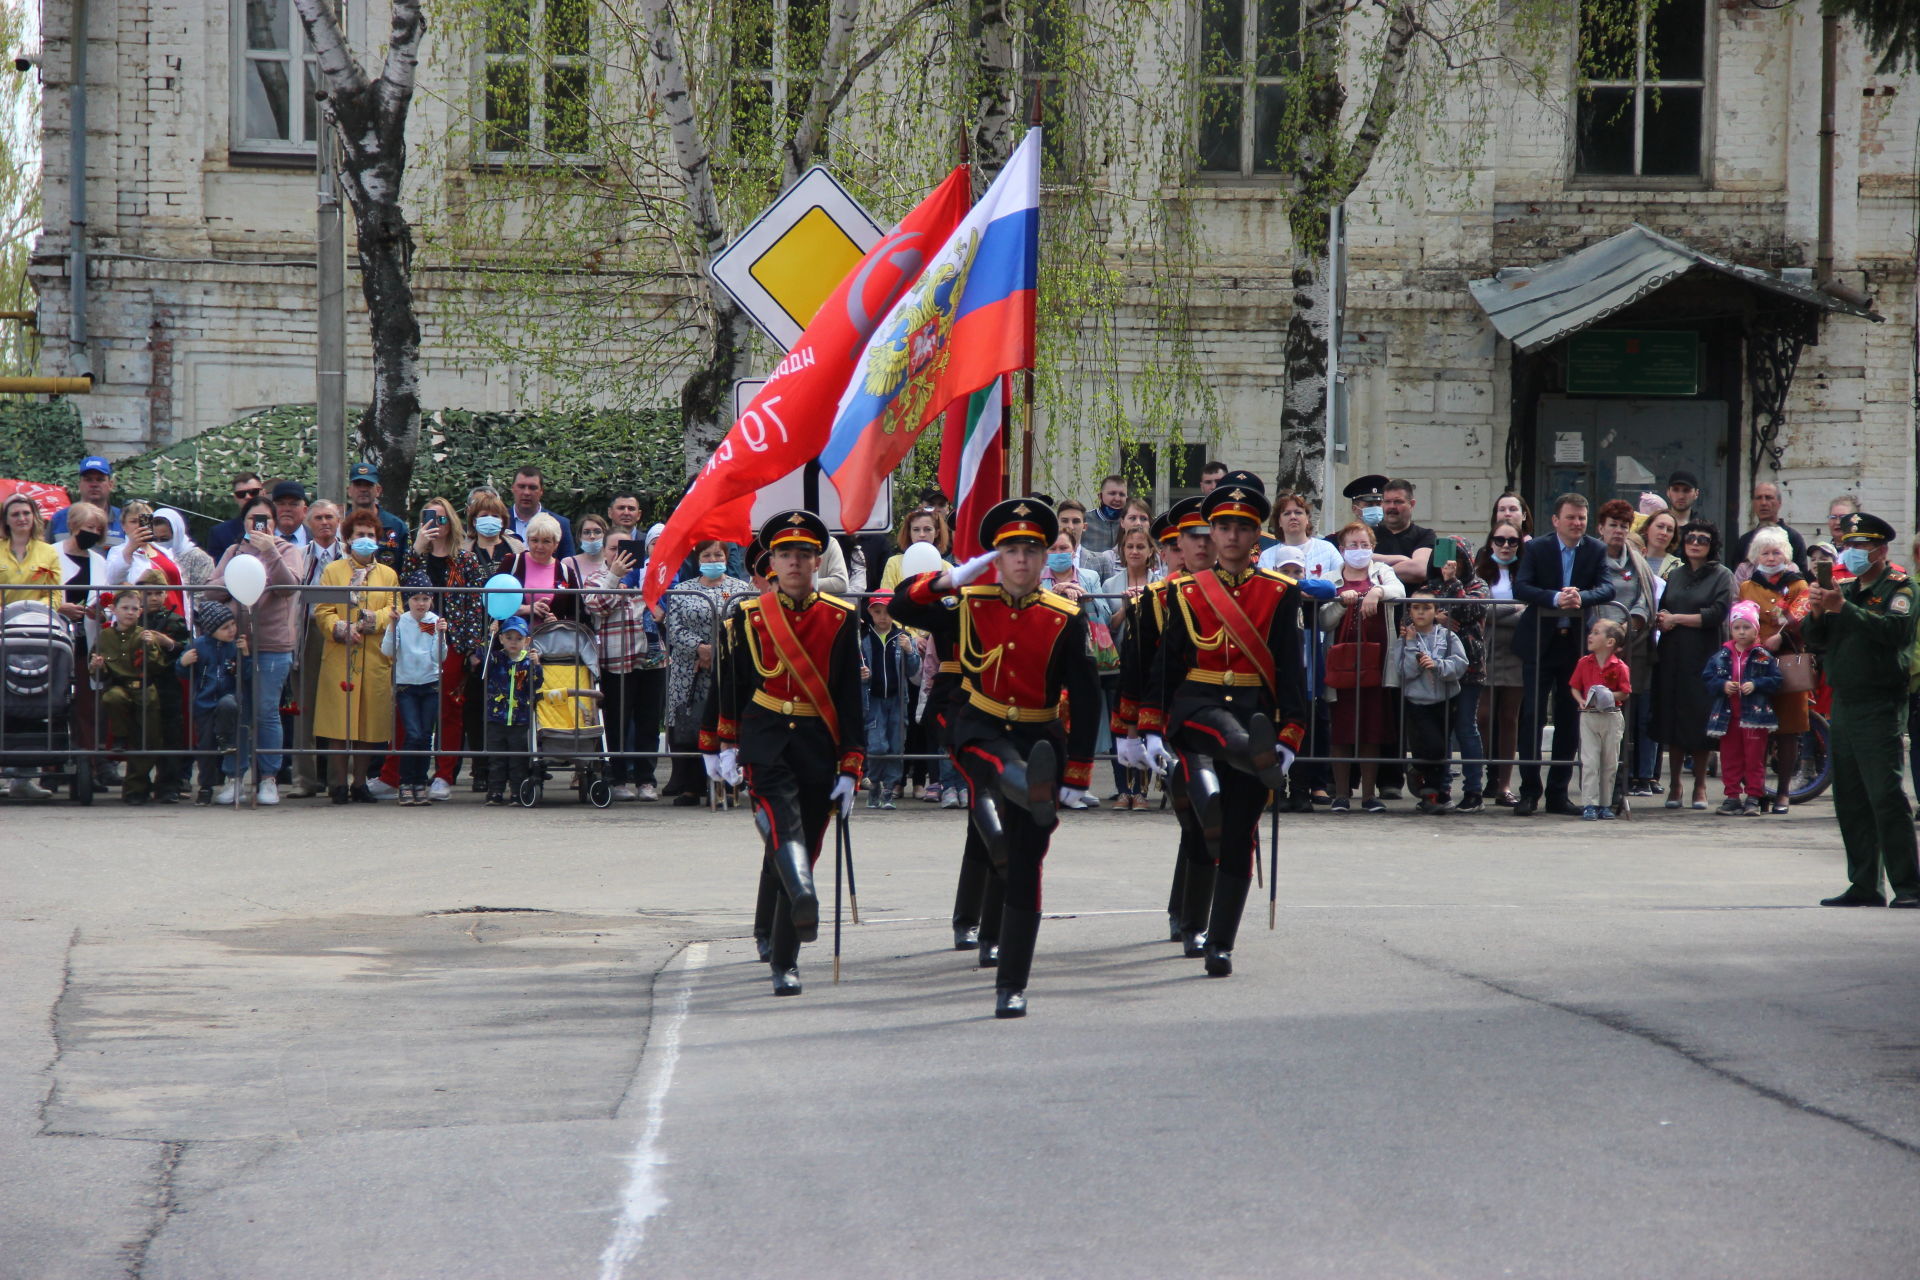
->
[[25, 0, 1919, 537]]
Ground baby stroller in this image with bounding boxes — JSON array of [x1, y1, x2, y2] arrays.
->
[[521, 617, 612, 808], [1, 600, 92, 804]]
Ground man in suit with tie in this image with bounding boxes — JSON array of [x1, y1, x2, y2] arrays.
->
[[1512, 492, 1616, 816]]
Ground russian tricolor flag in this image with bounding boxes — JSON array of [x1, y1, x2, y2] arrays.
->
[[821, 131, 1040, 532]]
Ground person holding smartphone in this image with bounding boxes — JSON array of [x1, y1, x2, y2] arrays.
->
[[209, 494, 305, 803], [387, 497, 486, 801]]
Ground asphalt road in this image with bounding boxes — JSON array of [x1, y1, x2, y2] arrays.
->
[[5, 789, 1920, 1279]]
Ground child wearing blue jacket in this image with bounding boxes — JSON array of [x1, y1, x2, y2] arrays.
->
[[177, 600, 249, 805], [484, 615, 544, 805]]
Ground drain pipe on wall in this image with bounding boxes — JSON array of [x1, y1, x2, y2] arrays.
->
[[1815, 12, 1837, 286], [66, 0, 90, 384]]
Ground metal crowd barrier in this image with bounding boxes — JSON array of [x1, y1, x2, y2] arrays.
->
[[2, 571, 1618, 806]]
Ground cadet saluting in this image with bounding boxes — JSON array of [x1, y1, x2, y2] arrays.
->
[[702, 511, 867, 994], [893, 498, 1100, 1018], [1803, 512, 1920, 908], [1138, 478, 1310, 975]]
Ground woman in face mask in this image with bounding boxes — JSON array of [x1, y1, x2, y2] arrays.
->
[[1653, 519, 1735, 809], [1318, 522, 1405, 813], [1472, 521, 1529, 805], [662, 540, 752, 805], [567, 513, 610, 583], [463, 492, 524, 570], [400, 497, 487, 800], [313, 507, 400, 803], [1739, 527, 1812, 812], [1039, 531, 1112, 622]]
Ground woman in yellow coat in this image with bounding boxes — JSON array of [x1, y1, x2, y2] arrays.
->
[[312, 508, 399, 802]]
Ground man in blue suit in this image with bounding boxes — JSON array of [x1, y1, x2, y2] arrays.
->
[[1512, 492, 1615, 816]]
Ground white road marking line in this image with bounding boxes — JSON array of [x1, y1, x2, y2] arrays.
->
[[598, 941, 707, 1280]]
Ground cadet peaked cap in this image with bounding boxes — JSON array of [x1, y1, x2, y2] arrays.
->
[[759, 509, 830, 553], [1169, 495, 1209, 534], [1204, 483, 1271, 526], [979, 497, 1058, 548]]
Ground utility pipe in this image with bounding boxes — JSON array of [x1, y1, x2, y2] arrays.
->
[[0, 377, 92, 393], [67, 0, 89, 379], [1815, 13, 1838, 284]]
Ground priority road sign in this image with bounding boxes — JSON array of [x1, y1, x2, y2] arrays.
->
[[708, 167, 886, 352]]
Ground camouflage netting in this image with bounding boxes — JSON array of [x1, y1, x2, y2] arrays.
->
[[0, 399, 85, 483]]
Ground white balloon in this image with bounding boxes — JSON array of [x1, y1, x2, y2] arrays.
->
[[224, 554, 268, 607], [900, 541, 942, 577]]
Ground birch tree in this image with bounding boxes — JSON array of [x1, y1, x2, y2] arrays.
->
[[290, 0, 427, 505]]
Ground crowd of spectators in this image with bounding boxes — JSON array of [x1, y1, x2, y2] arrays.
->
[[0, 452, 1880, 821]]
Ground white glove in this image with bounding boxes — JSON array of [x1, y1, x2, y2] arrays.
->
[[1143, 733, 1176, 778], [1059, 786, 1087, 807], [702, 752, 723, 782], [1115, 736, 1145, 771], [949, 549, 1000, 587], [830, 774, 856, 819], [1275, 744, 1296, 777], [718, 747, 741, 787]]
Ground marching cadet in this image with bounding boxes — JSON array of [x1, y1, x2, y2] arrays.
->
[[1114, 497, 1213, 945], [703, 513, 866, 995], [894, 498, 1100, 1018], [1803, 512, 1920, 908], [1139, 478, 1310, 976]]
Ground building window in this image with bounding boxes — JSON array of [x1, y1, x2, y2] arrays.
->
[[1197, 0, 1299, 176], [720, 0, 826, 171], [1121, 441, 1208, 508], [1021, 0, 1071, 174], [482, 0, 593, 160], [1575, 0, 1708, 178], [234, 0, 331, 153]]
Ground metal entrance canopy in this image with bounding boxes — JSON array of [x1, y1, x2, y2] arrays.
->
[[1468, 223, 1880, 352]]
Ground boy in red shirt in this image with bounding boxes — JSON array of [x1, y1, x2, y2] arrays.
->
[[1571, 618, 1632, 820]]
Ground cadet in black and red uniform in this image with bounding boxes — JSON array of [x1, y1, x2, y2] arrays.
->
[[1140, 480, 1309, 977], [893, 498, 1100, 1018], [702, 511, 866, 997], [906, 570, 1007, 962], [1114, 497, 1213, 943]]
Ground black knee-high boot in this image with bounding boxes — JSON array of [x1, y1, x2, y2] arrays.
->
[[994, 907, 1042, 1017], [769, 839, 818, 942], [977, 870, 1005, 967], [1180, 850, 1216, 958], [752, 858, 778, 962], [1203, 874, 1253, 977], [1184, 758, 1224, 862], [952, 825, 990, 948], [996, 739, 1058, 831]]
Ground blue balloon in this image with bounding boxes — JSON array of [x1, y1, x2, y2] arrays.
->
[[483, 572, 524, 621]]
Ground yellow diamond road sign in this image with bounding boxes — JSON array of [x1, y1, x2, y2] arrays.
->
[[709, 167, 886, 351]]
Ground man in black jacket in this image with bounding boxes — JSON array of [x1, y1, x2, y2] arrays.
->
[[1512, 492, 1616, 816]]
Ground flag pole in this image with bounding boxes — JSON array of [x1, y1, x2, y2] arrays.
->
[[1019, 88, 1043, 497]]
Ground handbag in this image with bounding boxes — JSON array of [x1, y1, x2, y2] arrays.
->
[[1775, 650, 1817, 693], [1325, 601, 1384, 691], [1088, 619, 1121, 673]]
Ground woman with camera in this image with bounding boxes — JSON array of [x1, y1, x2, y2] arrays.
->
[[312, 507, 400, 803], [394, 497, 487, 800], [210, 493, 306, 804]]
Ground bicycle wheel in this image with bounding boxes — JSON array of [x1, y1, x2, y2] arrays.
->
[[1789, 712, 1831, 804]]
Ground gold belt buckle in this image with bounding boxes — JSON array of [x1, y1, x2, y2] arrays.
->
[[1221, 670, 1236, 686], [781, 699, 794, 715]]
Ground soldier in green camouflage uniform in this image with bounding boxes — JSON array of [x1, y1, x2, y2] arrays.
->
[[1803, 512, 1920, 907]]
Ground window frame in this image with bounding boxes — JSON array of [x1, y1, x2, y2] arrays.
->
[[229, 0, 349, 164], [473, 0, 598, 168], [1192, 0, 1301, 182], [1120, 440, 1209, 509], [717, 0, 827, 171], [1568, 0, 1715, 190]]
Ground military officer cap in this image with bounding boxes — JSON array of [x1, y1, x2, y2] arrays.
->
[[1837, 512, 1897, 545], [759, 509, 830, 555], [1217, 469, 1266, 495], [979, 497, 1059, 549], [1342, 474, 1389, 502], [1150, 511, 1179, 545], [1168, 495, 1209, 536], [1204, 482, 1272, 527]]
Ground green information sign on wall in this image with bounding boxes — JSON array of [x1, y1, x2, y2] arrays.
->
[[1566, 330, 1700, 396]]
